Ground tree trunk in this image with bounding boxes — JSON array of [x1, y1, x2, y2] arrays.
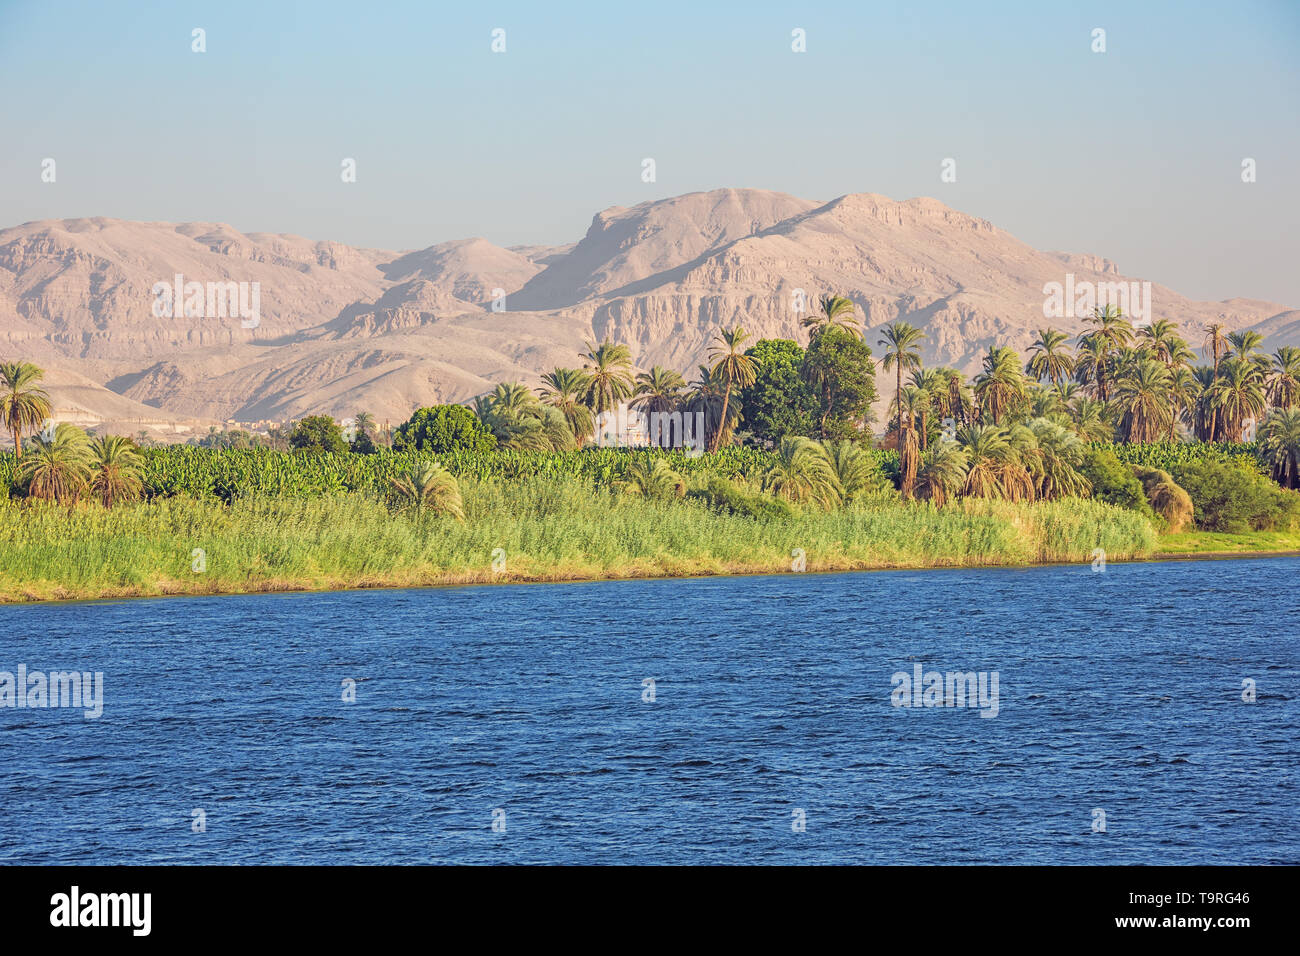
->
[[714, 384, 732, 452]]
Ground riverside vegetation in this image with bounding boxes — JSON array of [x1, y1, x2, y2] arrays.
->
[[2, 301, 1299, 601]]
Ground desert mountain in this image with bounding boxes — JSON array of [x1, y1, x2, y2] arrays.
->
[[0, 190, 1292, 432]]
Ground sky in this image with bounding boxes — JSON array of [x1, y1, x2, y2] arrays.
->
[[2, 0, 1298, 305]]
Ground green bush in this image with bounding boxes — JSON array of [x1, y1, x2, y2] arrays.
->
[[1170, 459, 1300, 532], [689, 476, 796, 521], [392, 404, 497, 454], [1080, 447, 1150, 515]]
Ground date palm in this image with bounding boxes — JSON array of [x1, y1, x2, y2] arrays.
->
[[388, 461, 464, 520], [1227, 329, 1264, 363], [878, 321, 926, 453], [707, 327, 758, 451], [915, 437, 968, 507], [631, 366, 686, 447], [957, 423, 1012, 499], [1, 361, 52, 458], [1027, 328, 1074, 386], [1114, 359, 1174, 443], [539, 368, 594, 444], [801, 294, 861, 339], [762, 436, 839, 508], [817, 439, 880, 502], [1201, 322, 1230, 439], [18, 423, 92, 504], [581, 340, 635, 415], [1258, 407, 1300, 488], [618, 457, 685, 499], [89, 434, 144, 507], [1080, 306, 1134, 401], [973, 346, 1027, 425], [1210, 357, 1266, 441], [1027, 418, 1090, 499], [1267, 347, 1300, 410]]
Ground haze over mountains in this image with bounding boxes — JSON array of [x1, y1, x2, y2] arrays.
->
[[1, 188, 1294, 436]]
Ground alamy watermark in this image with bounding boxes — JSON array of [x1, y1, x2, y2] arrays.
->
[[1043, 273, 1152, 325], [594, 406, 706, 457], [890, 663, 999, 718], [151, 274, 260, 328], [1, 665, 104, 719]]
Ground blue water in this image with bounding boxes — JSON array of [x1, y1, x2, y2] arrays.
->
[[0, 558, 1296, 864]]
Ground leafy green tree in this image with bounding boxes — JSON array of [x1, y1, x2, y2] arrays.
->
[[800, 327, 878, 439], [289, 415, 348, 454], [392, 404, 497, 454], [737, 339, 817, 445]]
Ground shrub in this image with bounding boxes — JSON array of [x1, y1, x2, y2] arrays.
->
[[1080, 447, 1150, 515], [1170, 459, 1300, 532], [689, 476, 796, 520]]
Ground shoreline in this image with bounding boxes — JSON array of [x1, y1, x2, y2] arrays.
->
[[4, 540, 1295, 606]]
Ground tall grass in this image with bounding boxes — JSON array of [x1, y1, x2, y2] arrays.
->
[[0, 475, 1155, 602]]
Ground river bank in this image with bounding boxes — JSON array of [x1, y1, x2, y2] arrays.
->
[[0, 491, 1162, 603]]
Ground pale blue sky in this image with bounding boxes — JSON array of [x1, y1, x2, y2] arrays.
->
[[2, 0, 1297, 304]]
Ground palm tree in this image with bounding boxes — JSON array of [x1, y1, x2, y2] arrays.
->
[[539, 368, 594, 444], [1113, 359, 1174, 443], [89, 434, 144, 507], [908, 368, 945, 448], [353, 411, 376, 441], [915, 438, 968, 506], [802, 295, 861, 339], [631, 366, 686, 447], [762, 436, 839, 507], [1, 361, 53, 458], [1138, 320, 1187, 367], [973, 346, 1028, 425], [707, 327, 758, 451], [1203, 322, 1230, 371], [618, 458, 685, 499], [685, 365, 739, 451], [388, 461, 464, 519], [477, 383, 575, 451], [818, 439, 879, 502], [1258, 407, 1300, 488], [1210, 357, 1266, 441], [1267, 347, 1300, 410], [1189, 366, 1218, 440], [1027, 418, 1090, 499], [18, 423, 92, 503], [957, 424, 1012, 499], [878, 322, 926, 453], [1167, 365, 1198, 440], [581, 340, 635, 415], [1027, 328, 1074, 386], [1202, 322, 1231, 439], [1067, 397, 1114, 442], [1227, 329, 1265, 363], [1077, 305, 1134, 401]]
